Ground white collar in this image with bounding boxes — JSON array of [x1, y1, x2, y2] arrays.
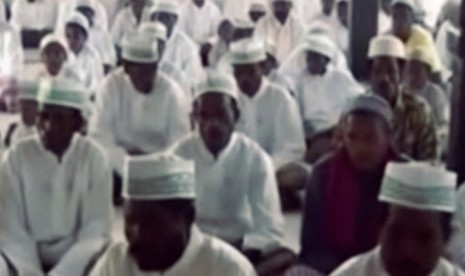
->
[[35, 133, 81, 163], [194, 130, 238, 163], [239, 77, 269, 101]]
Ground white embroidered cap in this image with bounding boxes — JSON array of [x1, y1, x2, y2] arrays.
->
[[368, 35, 406, 59], [121, 32, 159, 63], [139, 21, 168, 42], [302, 33, 336, 60], [194, 69, 238, 101], [229, 38, 267, 64], [65, 11, 90, 35], [37, 77, 90, 111]]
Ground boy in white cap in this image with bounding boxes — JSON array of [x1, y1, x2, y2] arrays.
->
[[179, 0, 222, 46], [65, 11, 104, 91], [75, 0, 117, 74], [229, 38, 308, 209], [171, 70, 293, 273], [150, 1, 203, 82], [89, 32, 190, 204], [368, 35, 438, 161], [0, 78, 113, 276], [331, 163, 464, 275], [255, 0, 305, 63], [282, 33, 363, 139], [249, 0, 267, 23], [0, 21, 23, 77], [56, 0, 109, 33], [90, 153, 256, 276]]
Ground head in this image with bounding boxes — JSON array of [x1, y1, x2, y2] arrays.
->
[[392, 3, 414, 40], [76, 6, 95, 27], [380, 206, 451, 276], [336, 0, 349, 27], [123, 60, 158, 93], [151, 11, 178, 38], [19, 99, 38, 127], [125, 199, 195, 272], [37, 104, 83, 156], [249, 10, 266, 23], [218, 19, 234, 43], [262, 53, 278, 76], [41, 42, 68, 76], [65, 23, 88, 54], [321, 0, 335, 16], [233, 62, 263, 95], [193, 0, 205, 7], [193, 93, 240, 155], [380, 0, 392, 14], [343, 109, 391, 171], [370, 56, 403, 105], [306, 50, 331, 75], [272, 0, 293, 24], [404, 59, 430, 91]]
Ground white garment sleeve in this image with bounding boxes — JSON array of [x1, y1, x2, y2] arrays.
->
[[0, 151, 44, 275], [49, 147, 113, 276], [89, 80, 127, 175], [243, 153, 285, 252], [9, 1, 23, 30], [110, 11, 125, 46], [166, 86, 191, 148], [271, 92, 306, 170]]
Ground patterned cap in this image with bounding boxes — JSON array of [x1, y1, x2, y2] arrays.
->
[[37, 77, 89, 111], [194, 69, 238, 101], [368, 35, 406, 59], [302, 33, 336, 60], [230, 38, 267, 65], [123, 153, 196, 201], [18, 79, 39, 101], [122, 31, 159, 63], [150, 0, 179, 16], [343, 93, 393, 125], [139, 22, 168, 42]]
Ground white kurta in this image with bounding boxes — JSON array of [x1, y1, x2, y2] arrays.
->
[[4, 121, 36, 147], [72, 44, 105, 92], [331, 247, 465, 276], [0, 22, 23, 76], [179, 0, 222, 45], [89, 226, 256, 276], [89, 68, 190, 175], [111, 7, 151, 46], [171, 132, 285, 251], [0, 134, 113, 276], [88, 26, 117, 67], [255, 13, 305, 63], [56, 0, 109, 32], [10, 0, 58, 30], [163, 30, 203, 83], [160, 61, 191, 99], [236, 78, 306, 170]]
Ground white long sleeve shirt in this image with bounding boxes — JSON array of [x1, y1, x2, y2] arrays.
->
[[0, 134, 113, 276], [236, 78, 306, 170], [71, 44, 105, 92], [89, 226, 256, 276], [179, 0, 222, 45], [111, 7, 151, 46], [89, 68, 190, 175], [172, 132, 285, 251], [56, 0, 109, 32], [88, 26, 117, 67], [10, 0, 58, 30]]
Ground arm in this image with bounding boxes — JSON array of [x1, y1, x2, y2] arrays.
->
[[166, 87, 191, 147], [49, 148, 113, 276]]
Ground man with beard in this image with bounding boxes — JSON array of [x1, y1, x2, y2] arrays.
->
[[332, 162, 464, 276], [90, 153, 256, 276], [368, 35, 438, 161]]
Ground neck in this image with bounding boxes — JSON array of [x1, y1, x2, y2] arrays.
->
[[193, 0, 205, 8], [242, 78, 262, 98]]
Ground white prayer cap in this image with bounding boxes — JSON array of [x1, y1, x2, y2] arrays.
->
[[250, 0, 267, 12], [230, 39, 267, 65], [407, 46, 434, 70], [123, 153, 196, 201], [231, 17, 255, 29], [139, 22, 168, 41], [391, 0, 416, 10], [194, 69, 238, 101], [18, 79, 39, 101], [37, 78, 89, 111], [368, 35, 406, 59], [65, 11, 90, 35], [39, 34, 71, 55], [150, 0, 179, 16], [302, 33, 336, 60], [343, 93, 393, 124], [379, 162, 457, 213], [122, 32, 159, 63], [74, 0, 97, 10]]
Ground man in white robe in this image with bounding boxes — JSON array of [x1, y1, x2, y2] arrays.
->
[[0, 78, 113, 276], [56, 0, 108, 32], [249, 0, 268, 23], [332, 163, 464, 276], [150, 1, 203, 82], [171, 70, 285, 256], [111, 0, 152, 47], [64, 12, 104, 92], [179, 0, 222, 45], [0, 21, 23, 77], [90, 153, 256, 276], [307, 0, 338, 36], [89, 32, 190, 201], [255, 0, 305, 64]]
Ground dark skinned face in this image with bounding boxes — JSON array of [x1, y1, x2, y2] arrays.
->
[[233, 63, 263, 97], [132, 0, 146, 19], [249, 10, 266, 23], [272, 1, 293, 25], [41, 43, 67, 76], [20, 99, 38, 127], [123, 60, 158, 94], [380, 0, 392, 14], [370, 56, 401, 105], [306, 51, 330, 75], [381, 207, 445, 276], [65, 24, 87, 54], [125, 200, 192, 272], [151, 12, 178, 38], [337, 1, 349, 27], [392, 4, 414, 41], [321, 0, 335, 16], [193, 0, 205, 7], [194, 93, 238, 156], [218, 20, 234, 43]]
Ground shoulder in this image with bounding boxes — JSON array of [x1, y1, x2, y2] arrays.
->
[[437, 258, 465, 275], [265, 79, 295, 102], [92, 241, 130, 273], [170, 133, 197, 156], [156, 72, 184, 97], [99, 68, 124, 89], [401, 91, 432, 116], [331, 249, 378, 276], [235, 133, 273, 164], [76, 135, 108, 161]]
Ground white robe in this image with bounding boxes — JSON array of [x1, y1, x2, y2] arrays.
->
[[218, 0, 252, 20], [0, 1, 5, 22], [179, 0, 222, 45], [4, 121, 36, 147], [236, 78, 306, 170], [88, 26, 117, 67], [447, 185, 465, 269], [71, 44, 104, 92], [89, 226, 256, 276], [10, 0, 58, 30], [160, 61, 191, 100], [171, 132, 285, 251], [56, 0, 109, 32], [0, 22, 23, 76], [331, 247, 465, 276], [255, 13, 305, 63], [111, 7, 152, 46], [0, 134, 113, 276], [89, 68, 190, 175]]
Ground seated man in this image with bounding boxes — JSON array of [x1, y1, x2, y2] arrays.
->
[[89, 31, 189, 203], [229, 38, 308, 208], [171, 70, 293, 274], [90, 153, 256, 275], [249, 0, 267, 24], [179, 0, 222, 45], [0, 78, 113, 276], [368, 35, 438, 161], [332, 162, 464, 275], [300, 94, 406, 274]]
